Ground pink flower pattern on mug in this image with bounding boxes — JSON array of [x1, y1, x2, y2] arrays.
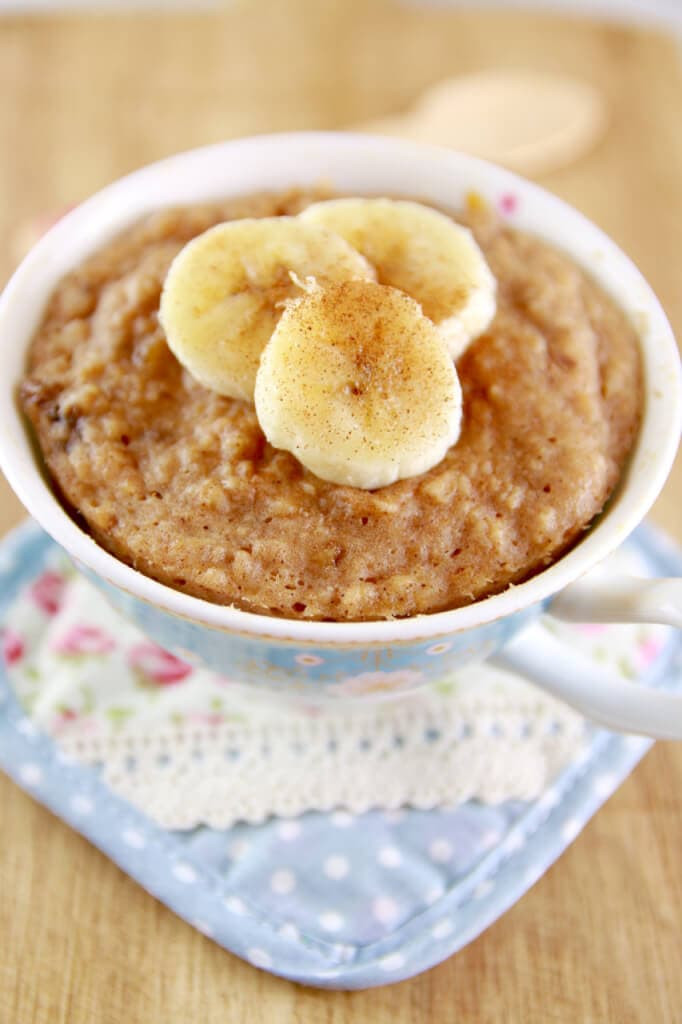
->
[[53, 625, 116, 656], [636, 634, 665, 670], [30, 570, 66, 616], [128, 642, 193, 686], [498, 192, 519, 216], [327, 670, 424, 698]]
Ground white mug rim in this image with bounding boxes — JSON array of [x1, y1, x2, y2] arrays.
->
[[0, 132, 679, 643]]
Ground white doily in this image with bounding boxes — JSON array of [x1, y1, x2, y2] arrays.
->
[[3, 550, 666, 830]]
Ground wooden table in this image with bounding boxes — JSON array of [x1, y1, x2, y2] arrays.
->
[[1, 4, 680, 1020]]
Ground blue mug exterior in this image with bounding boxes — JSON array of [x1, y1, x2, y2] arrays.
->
[[82, 565, 543, 700]]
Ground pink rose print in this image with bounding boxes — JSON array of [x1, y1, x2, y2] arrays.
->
[[637, 635, 665, 670], [53, 625, 115, 656], [2, 629, 25, 666], [52, 707, 79, 731], [30, 570, 66, 616], [128, 643, 193, 685], [498, 192, 519, 216]]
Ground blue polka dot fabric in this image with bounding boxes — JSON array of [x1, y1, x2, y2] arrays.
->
[[1, 521, 681, 988]]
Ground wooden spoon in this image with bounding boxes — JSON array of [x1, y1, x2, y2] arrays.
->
[[358, 69, 608, 176]]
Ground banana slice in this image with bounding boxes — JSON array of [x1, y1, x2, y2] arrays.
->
[[299, 198, 496, 358], [254, 279, 462, 489], [159, 217, 375, 401]]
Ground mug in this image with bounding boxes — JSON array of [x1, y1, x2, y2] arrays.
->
[[0, 134, 680, 734]]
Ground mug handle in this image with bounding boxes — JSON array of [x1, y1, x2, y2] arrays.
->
[[491, 575, 682, 740]]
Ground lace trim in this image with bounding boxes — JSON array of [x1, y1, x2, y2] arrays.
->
[[5, 544, 664, 830], [58, 697, 587, 828]]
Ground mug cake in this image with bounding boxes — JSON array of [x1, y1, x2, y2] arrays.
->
[[20, 188, 641, 622]]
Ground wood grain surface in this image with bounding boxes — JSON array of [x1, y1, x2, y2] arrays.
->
[[0, 3, 680, 1021]]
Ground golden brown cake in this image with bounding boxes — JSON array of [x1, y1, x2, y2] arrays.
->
[[21, 190, 641, 620]]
